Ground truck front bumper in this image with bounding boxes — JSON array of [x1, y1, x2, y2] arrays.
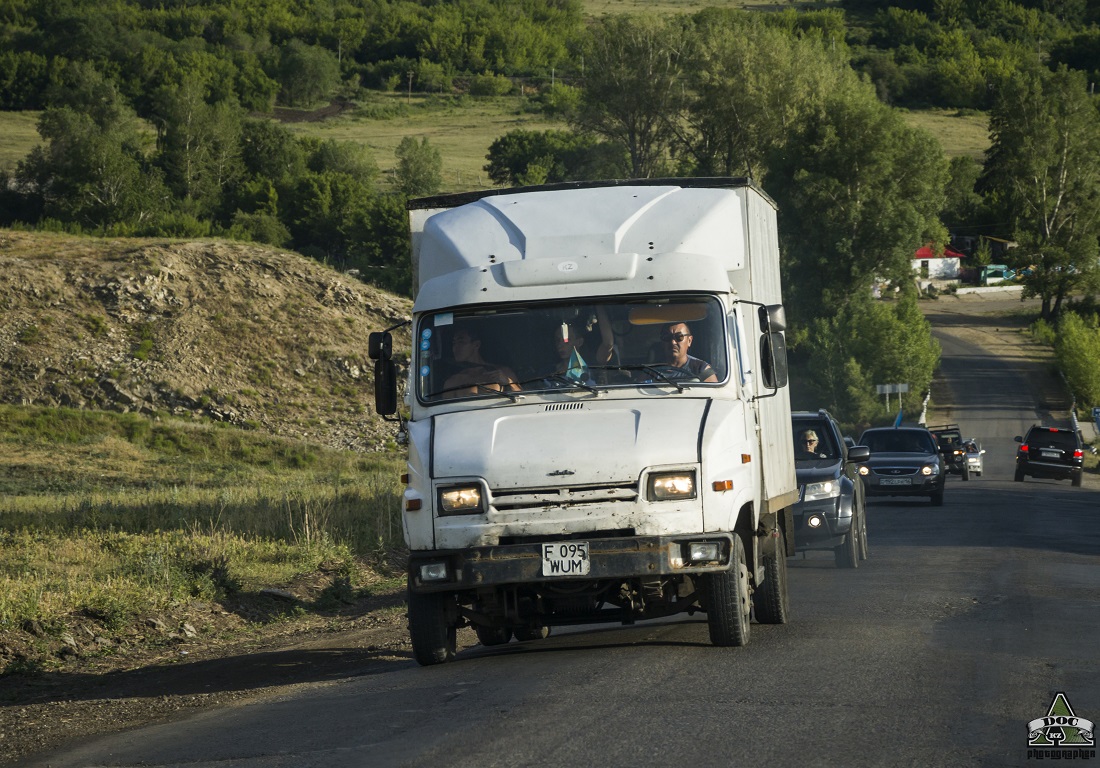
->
[[408, 533, 735, 593]]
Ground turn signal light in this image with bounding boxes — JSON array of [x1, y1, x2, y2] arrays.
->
[[712, 480, 733, 492]]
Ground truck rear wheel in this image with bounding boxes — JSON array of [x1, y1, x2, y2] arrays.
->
[[754, 537, 790, 625], [408, 588, 457, 666], [706, 536, 751, 647]]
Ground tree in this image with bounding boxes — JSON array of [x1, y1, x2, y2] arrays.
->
[[484, 129, 627, 186], [394, 136, 442, 197], [1055, 311, 1100, 407], [768, 87, 948, 323], [277, 40, 340, 108], [572, 15, 686, 178], [797, 292, 940, 426], [981, 66, 1100, 319], [152, 80, 245, 220], [15, 67, 168, 230], [679, 11, 855, 179]]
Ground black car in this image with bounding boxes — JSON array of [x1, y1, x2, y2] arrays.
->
[[927, 423, 970, 480], [791, 410, 871, 568], [857, 426, 946, 506], [1014, 426, 1084, 487]]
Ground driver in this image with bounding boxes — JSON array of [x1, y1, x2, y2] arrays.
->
[[659, 322, 718, 382]]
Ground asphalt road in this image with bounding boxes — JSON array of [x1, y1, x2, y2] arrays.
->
[[31, 299, 1100, 768]]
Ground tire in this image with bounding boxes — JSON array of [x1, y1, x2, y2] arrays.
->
[[834, 515, 859, 569], [1072, 473, 1082, 488], [858, 504, 869, 561], [961, 464, 970, 481], [408, 588, 457, 666], [474, 625, 512, 647], [1014, 467, 1025, 482], [754, 538, 790, 625], [705, 536, 751, 647], [931, 489, 945, 506], [514, 626, 550, 642]]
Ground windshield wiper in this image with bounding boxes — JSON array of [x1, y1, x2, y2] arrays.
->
[[639, 365, 685, 393]]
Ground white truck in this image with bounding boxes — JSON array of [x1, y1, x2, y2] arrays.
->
[[370, 178, 798, 665]]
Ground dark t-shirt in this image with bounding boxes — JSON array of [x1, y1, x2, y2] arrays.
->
[[673, 355, 717, 381]]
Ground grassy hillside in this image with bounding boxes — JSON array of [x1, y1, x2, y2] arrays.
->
[[0, 231, 412, 675], [0, 97, 991, 193]]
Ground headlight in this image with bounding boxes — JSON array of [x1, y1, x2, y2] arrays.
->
[[921, 464, 939, 476], [648, 471, 696, 501], [858, 465, 869, 476], [803, 480, 841, 501], [439, 485, 483, 514]]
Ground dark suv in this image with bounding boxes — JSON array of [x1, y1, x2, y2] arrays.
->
[[1014, 426, 1084, 487], [928, 424, 970, 481], [791, 410, 871, 568]]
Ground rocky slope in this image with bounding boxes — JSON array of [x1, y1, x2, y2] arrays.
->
[[0, 230, 411, 451]]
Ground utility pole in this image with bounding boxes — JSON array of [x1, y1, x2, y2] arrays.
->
[[407, 71, 414, 105]]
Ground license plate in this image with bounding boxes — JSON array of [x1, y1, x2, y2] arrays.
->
[[1041, 449, 1061, 459], [542, 541, 590, 576], [880, 477, 911, 486]]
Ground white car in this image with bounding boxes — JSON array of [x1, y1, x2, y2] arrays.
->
[[963, 439, 985, 476]]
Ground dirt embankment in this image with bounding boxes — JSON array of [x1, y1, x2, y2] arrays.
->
[[0, 231, 412, 451]]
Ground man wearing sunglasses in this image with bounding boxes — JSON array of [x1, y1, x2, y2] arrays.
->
[[659, 322, 718, 382]]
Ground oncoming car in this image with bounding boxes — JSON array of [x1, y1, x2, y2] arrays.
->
[[963, 439, 984, 477], [791, 410, 871, 568], [857, 426, 946, 506]]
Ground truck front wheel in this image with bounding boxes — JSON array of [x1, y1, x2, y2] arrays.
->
[[408, 588, 457, 665], [706, 536, 751, 647]]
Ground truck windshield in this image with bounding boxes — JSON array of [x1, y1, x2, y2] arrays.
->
[[416, 296, 728, 402]]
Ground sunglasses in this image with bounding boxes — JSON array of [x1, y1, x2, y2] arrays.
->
[[660, 332, 688, 342]]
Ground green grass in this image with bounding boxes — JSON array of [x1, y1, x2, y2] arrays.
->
[[283, 92, 566, 193], [0, 110, 40, 173], [900, 107, 990, 159]]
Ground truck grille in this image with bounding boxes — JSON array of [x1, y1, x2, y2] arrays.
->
[[490, 482, 639, 511]]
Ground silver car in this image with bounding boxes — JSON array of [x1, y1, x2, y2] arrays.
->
[[963, 439, 984, 476]]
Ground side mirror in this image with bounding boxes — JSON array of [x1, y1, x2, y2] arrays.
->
[[1013, 435, 1023, 443], [847, 445, 871, 463], [374, 358, 398, 416], [758, 304, 787, 333], [368, 331, 392, 361], [760, 331, 788, 389]]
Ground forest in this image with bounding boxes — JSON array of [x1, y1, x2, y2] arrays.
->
[[2, 0, 1100, 422]]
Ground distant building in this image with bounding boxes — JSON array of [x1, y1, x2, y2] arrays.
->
[[912, 244, 967, 279]]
